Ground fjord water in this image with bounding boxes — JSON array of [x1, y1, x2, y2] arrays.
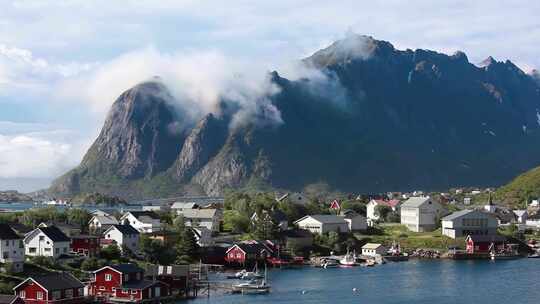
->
[[186, 259, 540, 304]]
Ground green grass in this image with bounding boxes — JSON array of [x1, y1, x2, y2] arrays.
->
[[354, 224, 465, 251]]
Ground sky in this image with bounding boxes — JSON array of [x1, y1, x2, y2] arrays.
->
[[1, 0, 539, 192]]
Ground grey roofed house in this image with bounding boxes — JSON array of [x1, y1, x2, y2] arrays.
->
[[34, 226, 71, 242], [91, 215, 119, 225], [106, 224, 140, 235], [180, 208, 219, 219], [401, 196, 431, 208], [125, 211, 160, 220], [442, 209, 476, 221]]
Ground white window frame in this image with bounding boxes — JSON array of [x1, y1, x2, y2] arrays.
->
[[19, 290, 25, 299], [37, 291, 43, 300], [105, 274, 112, 281], [131, 289, 137, 295], [65, 289, 73, 298]]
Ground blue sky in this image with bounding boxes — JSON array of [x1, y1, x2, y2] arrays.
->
[[1, 0, 539, 192]]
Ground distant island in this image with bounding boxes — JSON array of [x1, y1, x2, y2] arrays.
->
[[0, 190, 33, 202]]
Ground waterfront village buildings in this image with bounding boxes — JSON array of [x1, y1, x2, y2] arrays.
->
[[120, 211, 162, 233], [14, 272, 85, 304], [366, 199, 401, 222], [441, 209, 498, 239], [0, 224, 24, 273], [23, 226, 71, 259], [88, 215, 119, 233], [361, 243, 387, 257], [170, 202, 199, 214], [400, 197, 446, 232], [102, 225, 140, 253], [178, 209, 222, 233], [294, 214, 367, 235]]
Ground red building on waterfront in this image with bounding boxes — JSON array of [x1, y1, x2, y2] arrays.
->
[[89, 264, 169, 303], [466, 235, 506, 254], [225, 240, 276, 266], [70, 235, 100, 257], [13, 273, 86, 304]]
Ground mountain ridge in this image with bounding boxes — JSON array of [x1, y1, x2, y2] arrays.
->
[[50, 34, 540, 200]]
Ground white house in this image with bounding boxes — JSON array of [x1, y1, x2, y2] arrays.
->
[[0, 224, 24, 273], [441, 209, 498, 239], [102, 225, 140, 253], [120, 211, 162, 233], [88, 215, 119, 233], [179, 209, 222, 233], [366, 199, 401, 221], [24, 226, 71, 259], [294, 214, 366, 235], [513, 210, 528, 224], [361, 243, 387, 257], [400, 197, 446, 232], [191, 227, 214, 247], [171, 202, 199, 215]]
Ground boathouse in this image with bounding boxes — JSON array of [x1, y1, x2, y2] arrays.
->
[[13, 272, 86, 304], [465, 235, 506, 254]]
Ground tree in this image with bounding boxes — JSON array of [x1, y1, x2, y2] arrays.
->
[[375, 205, 392, 221], [251, 211, 279, 240], [100, 245, 121, 260], [81, 257, 102, 271], [66, 208, 92, 232], [223, 210, 250, 233], [175, 228, 199, 263]]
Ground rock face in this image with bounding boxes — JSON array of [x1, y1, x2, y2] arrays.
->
[[51, 35, 540, 199]]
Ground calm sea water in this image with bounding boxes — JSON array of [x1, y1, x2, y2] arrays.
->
[[185, 259, 540, 304]]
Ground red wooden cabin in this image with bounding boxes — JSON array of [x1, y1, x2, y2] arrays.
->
[[89, 264, 169, 303], [13, 273, 86, 304], [70, 235, 100, 257], [225, 240, 276, 265]]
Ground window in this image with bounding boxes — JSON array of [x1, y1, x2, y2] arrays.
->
[[37, 291, 43, 300], [4, 240, 8, 246], [63, 248, 67, 253], [52, 290, 61, 300], [55, 248, 59, 254], [131, 289, 137, 294], [112, 287, 116, 293], [99, 286, 105, 291], [2, 251, 8, 259], [124, 274, 130, 281], [78, 288, 84, 296], [44, 248, 51, 252], [136, 273, 141, 280], [105, 274, 112, 281], [39, 236, 44, 241], [122, 289, 129, 294], [65, 289, 73, 298], [19, 290, 25, 299]]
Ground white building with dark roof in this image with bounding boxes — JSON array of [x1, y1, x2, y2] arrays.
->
[[294, 214, 366, 235], [103, 225, 140, 253], [0, 224, 24, 273], [24, 226, 71, 259], [120, 211, 162, 233], [89, 215, 119, 233], [441, 209, 498, 239], [179, 209, 222, 233]]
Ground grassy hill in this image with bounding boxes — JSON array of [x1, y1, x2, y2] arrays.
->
[[496, 165, 540, 208]]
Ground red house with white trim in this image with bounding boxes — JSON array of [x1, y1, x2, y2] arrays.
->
[[70, 235, 100, 257], [13, 273, 86, 304], [225, 240, 276, 265], [89, 264, 169, 303]]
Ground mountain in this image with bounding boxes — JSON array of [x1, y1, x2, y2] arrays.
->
[[50, 35, 540, 200]]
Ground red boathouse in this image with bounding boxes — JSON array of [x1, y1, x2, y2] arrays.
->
[[465, 235, 506, 254], [90, 264, 169, 303], [13, 273, 87, 304]]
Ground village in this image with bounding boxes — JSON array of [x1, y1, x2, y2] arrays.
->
[[0, 188, 539, 303]]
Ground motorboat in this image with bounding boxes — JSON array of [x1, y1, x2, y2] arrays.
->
[[339, 250, 357, 267], [232, 265, 270, 294]]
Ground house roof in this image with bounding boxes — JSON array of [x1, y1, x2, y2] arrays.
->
[[466, 235, 507, 243], [110, 264, 144, 274], [0, 294, 20, 304], [180, 209, 219, 219], [371, 199, 401, 208], [16, 273, 83, 291], [38, 226, 70, 242], [442, 209, 476, 221], [227, 240, 274, 255], [145, 264, 189, 277], [122, 279, 161, 290], [7, 222, 33, 235], [362, 243, 384, 250], [171, 202, 198, 209], [513, 210, 528, 217], [90, 215, 118, 225], [0, 224, 21, 240], [125, 211, 160, 220], [294, 215, 347, 224], [401, 197, 431, 208], [107, 224, 140, 235]]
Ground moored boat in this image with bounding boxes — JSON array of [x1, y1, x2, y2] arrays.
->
[[339, 250, 358, 267], [231, 265, 270, 294]]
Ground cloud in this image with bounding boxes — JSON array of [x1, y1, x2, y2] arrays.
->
[[57, 47, 282, 129]]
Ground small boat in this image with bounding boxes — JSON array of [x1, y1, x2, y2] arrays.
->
[[383, 241, 409, 262], [339, 250, 357, 267], [322, 258, 339, 268], [489, 243, 521, 260], [528, 252, 540, 259], [231, 265, 270, 294], [226, 269, 248, 279]]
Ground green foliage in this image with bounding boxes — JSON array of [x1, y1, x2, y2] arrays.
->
[[140, 235, 176, 264], [81, 257, 105, 271], [251, 211, 279, 240], [340, 200, 366, 216], [375, 205, 392, 220], [66, 208, 92, 231], [222, 210, 250, 233], [497, 165, 540, 207], [20, 206, 67, 227], [100, 245, 121, 260], [0, 281, 15, 294], [175, 228, 200, 264]]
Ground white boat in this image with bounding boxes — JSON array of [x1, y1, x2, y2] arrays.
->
[[321, 258, 339, 268], [339, 250, 357, 266], [232, 265, 270, 294]]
